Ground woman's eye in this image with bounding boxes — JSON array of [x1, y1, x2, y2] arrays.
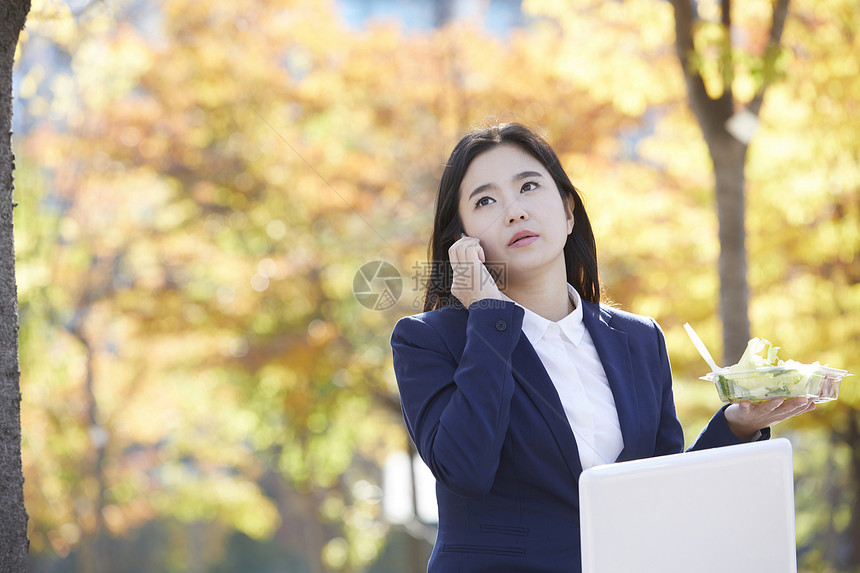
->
[[522, 182, 539, 192], [475, 196, 495, 208]]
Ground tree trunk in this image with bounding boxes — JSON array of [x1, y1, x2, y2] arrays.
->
[[709, 133, 750, 363], [846, 410, 860, 569], [72, 327, 109, 573], [0, 1, 33, 571]]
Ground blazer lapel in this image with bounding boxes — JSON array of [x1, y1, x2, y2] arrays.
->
[[510, 334, 585, 480], [582, 303, 642, 462]]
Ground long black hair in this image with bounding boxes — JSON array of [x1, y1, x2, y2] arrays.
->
[[424, 122, 600, 312]]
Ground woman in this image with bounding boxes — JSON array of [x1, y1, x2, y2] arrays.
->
[[390, 123, 813, 572]]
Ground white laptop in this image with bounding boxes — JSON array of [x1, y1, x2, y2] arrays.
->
[[579, 438, 796, 573]]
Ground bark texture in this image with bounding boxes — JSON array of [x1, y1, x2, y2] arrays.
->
[[0, 1, 32, 571]]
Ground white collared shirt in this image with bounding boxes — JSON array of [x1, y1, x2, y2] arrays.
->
[[503, 285, 624, 470]]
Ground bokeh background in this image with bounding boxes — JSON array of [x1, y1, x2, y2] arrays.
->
[[11, 0, 859, 571]]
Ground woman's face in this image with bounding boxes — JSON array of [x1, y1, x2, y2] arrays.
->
[[457, 144, 574, 283]]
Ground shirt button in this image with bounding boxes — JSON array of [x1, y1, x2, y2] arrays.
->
[[548, 324, 559, 334], [495, 320, 507, 331]]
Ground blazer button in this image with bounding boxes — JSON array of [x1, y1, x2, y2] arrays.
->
[[495, 320, 507, 331]]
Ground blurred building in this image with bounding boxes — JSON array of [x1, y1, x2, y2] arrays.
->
[[338, 0, 524, 33]]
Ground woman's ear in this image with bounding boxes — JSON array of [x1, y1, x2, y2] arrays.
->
[[565, 196, 575, 235], [454, 217, 466, 240]]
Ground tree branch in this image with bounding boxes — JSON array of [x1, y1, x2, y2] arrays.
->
[[71, 0, 104, 19], [670, 0, 709, 105], [670, 0, 731, 136], [748, 0, 791, 115], [718, 0, 735, 111]]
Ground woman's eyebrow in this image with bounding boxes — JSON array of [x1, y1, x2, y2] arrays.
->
[[467, 182, 495, 201], [467, 171, 545, 200], [512, 170, 543, 181]]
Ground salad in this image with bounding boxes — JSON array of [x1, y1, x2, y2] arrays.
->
[[693, 334, 851, 403]]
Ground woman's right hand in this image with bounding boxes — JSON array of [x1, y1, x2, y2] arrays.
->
[[448, 234, 504, 308]]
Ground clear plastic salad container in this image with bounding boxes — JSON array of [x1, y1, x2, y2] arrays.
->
[[701, 365, 851, 403]]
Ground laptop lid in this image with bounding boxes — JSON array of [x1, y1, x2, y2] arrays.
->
[[579, 438, 796, 573]]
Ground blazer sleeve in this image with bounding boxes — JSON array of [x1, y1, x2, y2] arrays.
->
[[390, 300, 524, 497]]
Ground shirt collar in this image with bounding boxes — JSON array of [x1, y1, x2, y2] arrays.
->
[[501, 284, 585, 346]]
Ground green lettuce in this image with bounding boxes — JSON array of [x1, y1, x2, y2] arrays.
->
[[716, 337, 818, 400]]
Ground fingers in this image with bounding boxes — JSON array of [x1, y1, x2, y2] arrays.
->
[[744, 397, 814, 423], [775, 397, 815, 420], [758, 397, 785, 414], [450, 234, 484, 264], [448, 235, 484, 265], [726, 396, 816, 440], [768, 397, 810, 416], [447, 234, 500, 307]]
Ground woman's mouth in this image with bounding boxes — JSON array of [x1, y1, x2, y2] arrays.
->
[[508, 231, 539, 247]]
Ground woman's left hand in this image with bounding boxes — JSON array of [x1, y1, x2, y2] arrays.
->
[[724, 397, 816, 441]]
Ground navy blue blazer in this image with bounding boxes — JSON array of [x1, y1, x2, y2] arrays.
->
[[391, 299, 767, 572]]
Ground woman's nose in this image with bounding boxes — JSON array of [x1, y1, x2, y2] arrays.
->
[[508, 211, 527, 224]]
